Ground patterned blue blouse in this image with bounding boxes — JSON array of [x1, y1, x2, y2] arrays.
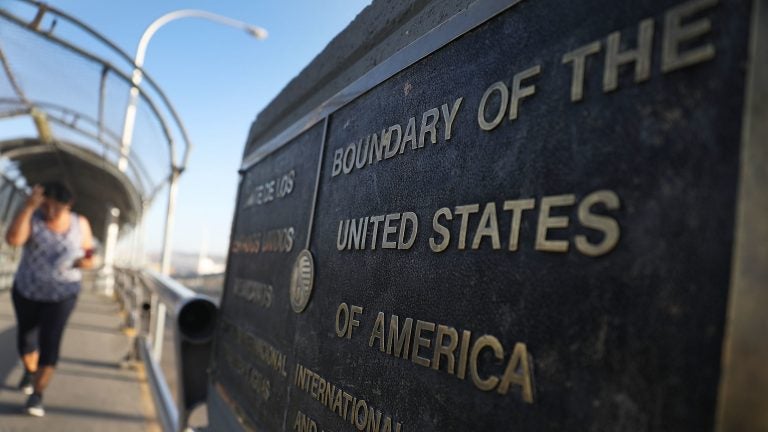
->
[[14, 210, 83, 302]]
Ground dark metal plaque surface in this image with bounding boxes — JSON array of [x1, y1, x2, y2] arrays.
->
[[212, 0, 755, 431], [211, 121, 324, 432]]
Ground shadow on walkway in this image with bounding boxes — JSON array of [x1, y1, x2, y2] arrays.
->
[[58, 356, 121, 369], [65, 322, 121, 335], [0, 326, 18, 391], [55, 368, 137, 383], [0, 401, 147, 422]]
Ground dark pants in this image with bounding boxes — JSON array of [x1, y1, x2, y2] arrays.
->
[[12, 289, 77, 367]]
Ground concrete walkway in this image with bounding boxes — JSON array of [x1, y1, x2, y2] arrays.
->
[[0, 287, 158, 431]]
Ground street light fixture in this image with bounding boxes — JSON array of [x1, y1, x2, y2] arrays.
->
[[119, 9, 268, 173]]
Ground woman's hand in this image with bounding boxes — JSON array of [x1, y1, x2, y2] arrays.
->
[[6, 185, 44, 246], [72, 249, 94, 269], [25, 185, 45, 210]]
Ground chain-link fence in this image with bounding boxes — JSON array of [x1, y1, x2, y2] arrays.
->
[[0, 0, 191, 235]]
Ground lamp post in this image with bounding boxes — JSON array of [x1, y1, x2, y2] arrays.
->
[[117, 11, 267, 366], [118, 10, 267, 280]]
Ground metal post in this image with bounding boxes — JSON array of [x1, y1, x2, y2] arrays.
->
[[153, 302, 167, 362], [148, 293, 159, 344], [160, 168, 180, 276], [152, 167, 181, 362], [118, 85, 140, 172], [131, 201, 148, 268], [102, 206, 120, 297], [151, 167, 180, 362]]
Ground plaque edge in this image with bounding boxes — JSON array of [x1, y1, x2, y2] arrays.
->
[[239, 0, 522, 171], [716, 0, 768, 429]]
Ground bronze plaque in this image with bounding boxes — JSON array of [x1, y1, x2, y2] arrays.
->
[[210, 0, 763, 430]]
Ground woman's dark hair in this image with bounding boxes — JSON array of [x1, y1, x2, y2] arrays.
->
[[42, 181, 74, 204]]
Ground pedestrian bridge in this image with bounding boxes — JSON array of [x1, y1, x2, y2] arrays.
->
[[0, 1, 214, 430]]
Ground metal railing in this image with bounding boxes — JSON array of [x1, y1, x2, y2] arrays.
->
[[115, 267, 218, 432]]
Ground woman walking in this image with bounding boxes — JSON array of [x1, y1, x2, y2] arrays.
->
[[6, 182, 95, 417]]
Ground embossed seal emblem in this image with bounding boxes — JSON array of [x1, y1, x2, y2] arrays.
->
[[290, 249, 315, 313]]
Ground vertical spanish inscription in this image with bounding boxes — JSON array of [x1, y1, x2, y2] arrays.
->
[[215, 122, 325, 431]]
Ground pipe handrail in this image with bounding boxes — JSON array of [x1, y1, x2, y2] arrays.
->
[[115, 266, 217, 432], [140, 268, 198, 316], [139, 336, 180, 432]]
